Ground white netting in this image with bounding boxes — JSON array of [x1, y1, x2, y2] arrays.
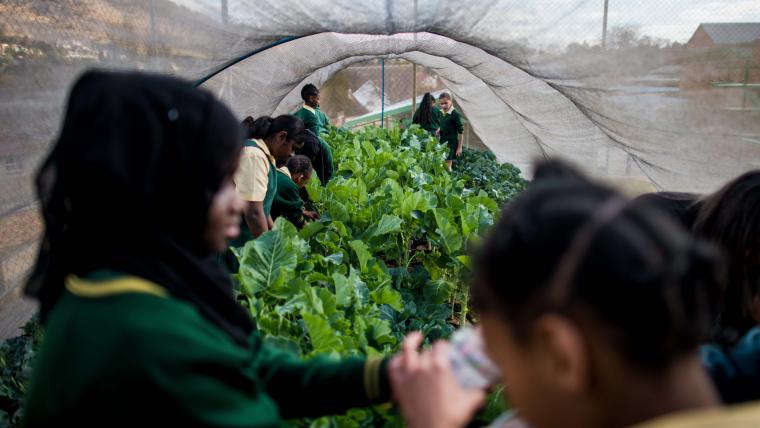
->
[[1, 0, 760, 317]]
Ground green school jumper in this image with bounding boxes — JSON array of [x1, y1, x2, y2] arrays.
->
[[271, 169, 305, 228], [412, 105, 442, 136], [22, 272, 390, 427], [439, 109, 464, 161], [294, 106, 334, 183], [294, 106, 330, 136], [230, 139, 278, 248]]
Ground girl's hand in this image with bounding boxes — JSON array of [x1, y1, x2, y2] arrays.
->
[[389, 332, 486, 428], [303, 210, 320, 220], [455, 147, 462, 157]]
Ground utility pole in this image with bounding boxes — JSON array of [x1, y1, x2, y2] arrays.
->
[[221, 0, 228, 24], [602, 0, 609, 49]]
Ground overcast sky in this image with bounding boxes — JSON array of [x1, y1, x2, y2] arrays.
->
[[517, 0, 760, 44], [174, 0, 760, 45]]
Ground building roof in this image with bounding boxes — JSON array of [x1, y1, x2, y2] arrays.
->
[[697, 23, 760, 46]]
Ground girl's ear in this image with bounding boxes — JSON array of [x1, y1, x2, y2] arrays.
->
[[276, 131, 288, 144], [533, 314, 591, 394]]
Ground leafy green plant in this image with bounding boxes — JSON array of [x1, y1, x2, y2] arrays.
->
[[235, 125, 522, 426], [452, 148, 528, 206], [0, 317, 43, 428], [0, 126, 526, 428]]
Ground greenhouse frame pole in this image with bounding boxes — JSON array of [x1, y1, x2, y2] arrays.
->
[[411, 63, 417, 120], [380, 58, 386, 128], [149, 0, 157, 55]]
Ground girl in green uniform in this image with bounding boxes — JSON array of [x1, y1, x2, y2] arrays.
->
[[271, 155, 319, 228], [297, 129, 332, 185], [390, 162, 760, 428], [294, 84, 334, 183], [438, 93, 464, 171], [21, 71, 395, 427], [412, 92, 442, 137], [233, 115, 306, 245]]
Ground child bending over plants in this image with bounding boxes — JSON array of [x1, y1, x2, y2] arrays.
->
[[272, 155, 320, 228]]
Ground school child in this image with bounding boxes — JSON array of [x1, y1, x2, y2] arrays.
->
[[633, 192, 702, 230], [438, 92, 464, 171], [412, 92, 442, 137], [294, 84, 334, 183], [296, 129, 332, 185], [390, 161, 760, 428], [271, 155, 320, 228], [693, 170, 760, 404], [233, 115, 306, 245], [22, 71, 395, 427]]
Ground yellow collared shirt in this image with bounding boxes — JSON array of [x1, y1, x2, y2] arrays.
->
[[234, 139, 275, 202]]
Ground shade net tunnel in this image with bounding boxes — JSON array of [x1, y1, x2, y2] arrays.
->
[[1, 0, 759, 331]]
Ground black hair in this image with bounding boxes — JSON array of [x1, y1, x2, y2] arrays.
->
[[301, 83, 319, 102], [287, 155, 312, 176], [295, 130, 327, 184], [241, 116, 256, 139], [439, 92, 452, 101], [26, 70, 254, 347], [413, 93, 435, 129], [693, 170, 760, 342], [248, 115, 306, 147], [633, 192, 702, 231], [473, 160, 724, 370]]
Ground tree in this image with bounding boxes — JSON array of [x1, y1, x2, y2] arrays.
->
[[608, 25, 640, 50]]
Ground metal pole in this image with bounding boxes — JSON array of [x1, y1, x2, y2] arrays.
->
[[743, 59, 750, 109], [380, 58, 385, 128], [221, 0, 229, 24], [602, 0, 609, 49], [149, 0, 157, 55], [411, 62, 417, 120]]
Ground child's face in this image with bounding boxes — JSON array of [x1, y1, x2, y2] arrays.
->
[[480, 311, 594, 428], [271, 131, 300, 161], [308, 92, 321, 107], [293, 169, 312, 188], [204, 175, 244, 252], [439, 98, 451, 111]]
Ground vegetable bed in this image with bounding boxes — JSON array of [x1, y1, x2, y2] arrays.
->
[[0, 125, 527, 428], [233, 125, 525, 426]]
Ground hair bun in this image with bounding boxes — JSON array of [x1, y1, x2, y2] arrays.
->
[[532, 160, 591, 185], [250, 116, 274, 138]]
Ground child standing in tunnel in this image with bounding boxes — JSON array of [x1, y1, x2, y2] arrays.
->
[[438, 92, 464, 171], [412, 92, 442, 137], [294, 84, 334, 182]]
